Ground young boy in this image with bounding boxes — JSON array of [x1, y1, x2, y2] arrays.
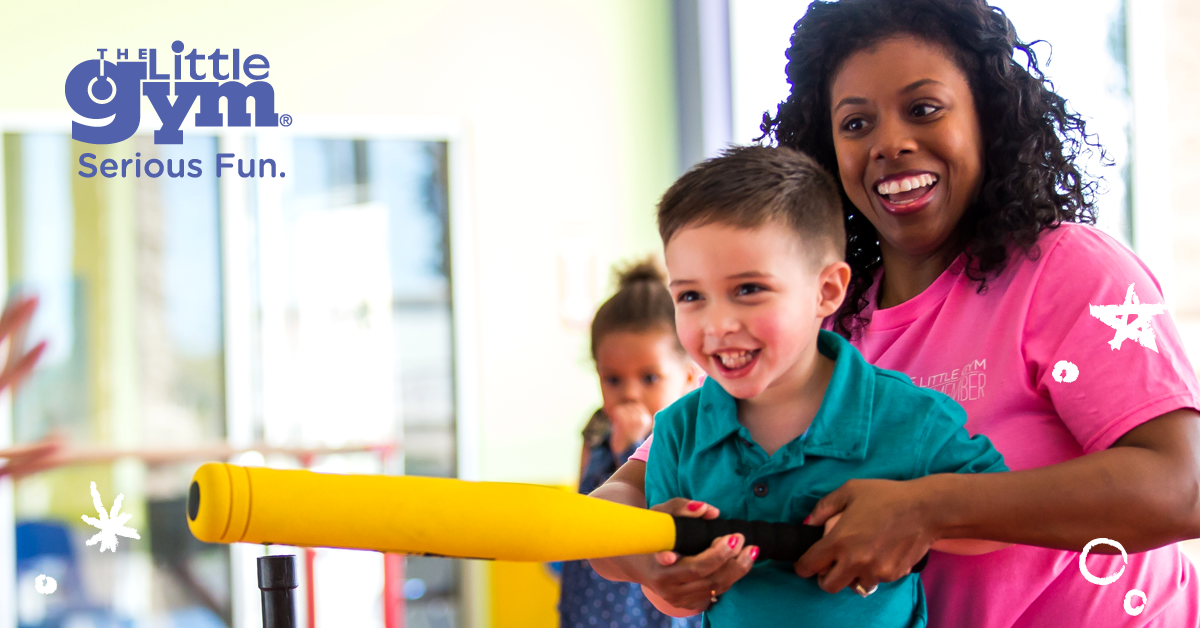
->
[[592, 146, 1008, 627]]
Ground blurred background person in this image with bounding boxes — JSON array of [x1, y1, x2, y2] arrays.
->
[[0, 295, 56, 479], [558, 259, 700, 628]]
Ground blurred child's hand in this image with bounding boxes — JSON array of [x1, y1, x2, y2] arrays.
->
[[641, 497, 757, 612], [0, 432, 68, 478], [0, 295, 45, 393], [608, 401, 653, 454]]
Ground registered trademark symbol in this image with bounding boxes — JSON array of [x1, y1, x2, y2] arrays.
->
[[280, 114, 293, 127]]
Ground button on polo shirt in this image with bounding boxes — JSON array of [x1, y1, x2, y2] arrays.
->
[[646, 330, 1007, 628]]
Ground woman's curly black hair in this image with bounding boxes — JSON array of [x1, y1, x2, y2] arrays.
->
[[761, 0, 1104, 340]]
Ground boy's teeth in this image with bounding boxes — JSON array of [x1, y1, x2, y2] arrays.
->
[[716, 350, 754, 369], [876, 173, 938, 195]]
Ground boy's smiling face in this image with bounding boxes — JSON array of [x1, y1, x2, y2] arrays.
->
[[665, 221, 849, 402]]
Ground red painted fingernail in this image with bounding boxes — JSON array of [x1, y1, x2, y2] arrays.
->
[[749, 546, 759, 560], [803, 515, 812, 525], [687, 501, 703, 512], [728, 535, 739, 548]]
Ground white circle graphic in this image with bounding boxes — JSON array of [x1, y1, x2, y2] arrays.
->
[[1124, 589, 1147, 616], [1079, 538, 1127, 585], [34, 574, 57, 595], [1052, 360, 1079, 383], [87, 76, 116, 105]]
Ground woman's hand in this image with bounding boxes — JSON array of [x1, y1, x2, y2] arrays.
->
[[640, 498, 758, 612], [822, 513, 842, 535], [607, 401, 653, 455], [795, 478, 936, 595]]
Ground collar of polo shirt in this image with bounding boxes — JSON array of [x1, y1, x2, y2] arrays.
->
[[691, 330, 873, 463]]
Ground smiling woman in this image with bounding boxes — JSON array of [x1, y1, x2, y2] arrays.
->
[[768, 5, 1102, 337], [759, 1, 1200, 625], [828, 36, 987, 303], [591, 1, 1200, 627]]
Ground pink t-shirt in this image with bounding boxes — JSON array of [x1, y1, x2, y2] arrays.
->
[[632, 223, 1200, 627]]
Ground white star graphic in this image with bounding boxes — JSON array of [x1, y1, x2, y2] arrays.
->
[[81, 481, 140, 553], [1088, 284, 1165, 353]]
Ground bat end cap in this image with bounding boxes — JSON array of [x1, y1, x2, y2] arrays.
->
[[188, 481, 200, 521]]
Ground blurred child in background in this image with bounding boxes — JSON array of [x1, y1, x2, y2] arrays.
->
[[558, 259, 702, 628]]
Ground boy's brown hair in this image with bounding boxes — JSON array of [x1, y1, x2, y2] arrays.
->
[[657, 145, 845, 265]]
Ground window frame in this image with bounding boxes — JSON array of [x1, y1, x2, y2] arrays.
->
[[0, 112, 482, 628]]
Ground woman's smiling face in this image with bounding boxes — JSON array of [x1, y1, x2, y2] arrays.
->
[[829, 35, 986, 259]]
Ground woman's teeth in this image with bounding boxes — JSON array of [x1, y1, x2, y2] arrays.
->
[[876, 173, 938, 196], [715, 350, 755, 370]]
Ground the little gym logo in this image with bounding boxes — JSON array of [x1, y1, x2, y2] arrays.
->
[[65, 41, 288, 145]]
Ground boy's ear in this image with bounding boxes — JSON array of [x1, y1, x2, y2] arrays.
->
[[817, 260, 851, 317]]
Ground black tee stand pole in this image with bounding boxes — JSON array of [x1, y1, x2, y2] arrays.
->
[[258, 555, 299, 628]]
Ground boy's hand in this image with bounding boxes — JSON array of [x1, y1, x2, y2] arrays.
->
[[607, 401, 653, 454], [641, 497, 758, 611]]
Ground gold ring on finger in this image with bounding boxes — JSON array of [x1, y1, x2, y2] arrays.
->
[[854, 583, 878, 597]]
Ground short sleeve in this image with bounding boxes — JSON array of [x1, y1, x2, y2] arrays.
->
[[1022, 227, 1200, 453], [917, 397, 1009, 477], [628, 434, 652, 463]]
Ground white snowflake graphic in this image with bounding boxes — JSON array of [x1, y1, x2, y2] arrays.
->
[[1089, 284, 1165, 353], [81, 481, 140, 553]]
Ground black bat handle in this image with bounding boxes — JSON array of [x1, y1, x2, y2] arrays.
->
[[672, 517, 930, 574], [258, 555, 298, 628]]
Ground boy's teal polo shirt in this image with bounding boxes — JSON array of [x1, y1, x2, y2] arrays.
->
[[645, 330, 1007, 628]]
